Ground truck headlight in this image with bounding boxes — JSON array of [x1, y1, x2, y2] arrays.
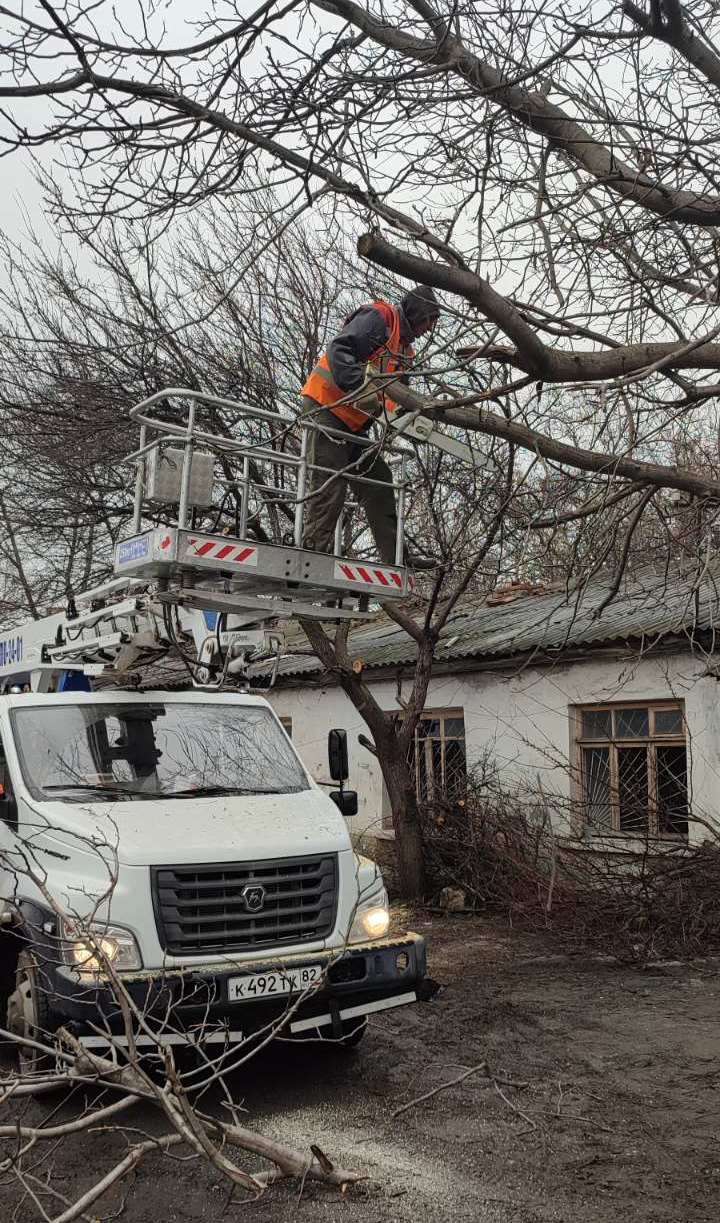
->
[[348, 889, 390, 943], [64, 922, 142, 977]]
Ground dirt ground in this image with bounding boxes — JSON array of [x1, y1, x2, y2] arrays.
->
[[2, 914, 719, 1222]]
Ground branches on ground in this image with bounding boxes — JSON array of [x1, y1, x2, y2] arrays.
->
[[423, 760, 720, 961], [0, 849, 364, 1222]]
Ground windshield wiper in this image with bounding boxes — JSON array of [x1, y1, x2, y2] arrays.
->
[[169, 785, 282, 798], [42, 783, 157, 800], [43, 783, 290, 800]]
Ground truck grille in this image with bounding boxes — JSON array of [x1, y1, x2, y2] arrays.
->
[[152, 855, 338, 955]]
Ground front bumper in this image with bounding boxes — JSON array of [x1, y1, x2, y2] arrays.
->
[[44, 933, 429, 1047]]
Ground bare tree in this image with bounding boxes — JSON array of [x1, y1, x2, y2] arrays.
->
[[0, 197, 357, 614], [2, 4, 720, 541], [0, 201, 525, 896], [3, 2, 720, 893]]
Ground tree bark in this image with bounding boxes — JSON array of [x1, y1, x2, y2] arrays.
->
[[374, 725, 426, 900], [358, 231, 720, 382], [299, 617, 427, 899]]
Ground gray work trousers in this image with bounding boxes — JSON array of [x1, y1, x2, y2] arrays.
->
[[301, 397, 398, 564]]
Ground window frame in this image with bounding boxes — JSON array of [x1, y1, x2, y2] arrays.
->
[[571, 699, 688, 840], [409, 707, 467, 805], [381, 707, 467, 831]]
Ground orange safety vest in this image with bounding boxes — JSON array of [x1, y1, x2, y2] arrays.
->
[[302, 300, 413, 432]]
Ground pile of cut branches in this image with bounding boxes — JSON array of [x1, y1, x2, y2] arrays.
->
[[421, 760, 720, 962]]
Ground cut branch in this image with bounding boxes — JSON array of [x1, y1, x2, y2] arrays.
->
[[386, 381, 720, 501], [357, 232, 551, 375]]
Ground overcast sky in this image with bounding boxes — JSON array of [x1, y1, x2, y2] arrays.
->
[[0, 0, 239, 249]]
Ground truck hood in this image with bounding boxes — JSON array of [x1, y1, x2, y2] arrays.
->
[[27, 789, 351, 867]]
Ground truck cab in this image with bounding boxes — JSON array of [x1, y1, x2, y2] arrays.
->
[[0, 689, 428, 1062]]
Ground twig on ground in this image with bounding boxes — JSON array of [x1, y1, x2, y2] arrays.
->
[[547, 1110, 618, 1135], [391, 1061, 529, 1118], [493, 1079, 537, 1130]]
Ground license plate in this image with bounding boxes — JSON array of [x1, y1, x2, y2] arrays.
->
[[227, 964, 323, 1001]]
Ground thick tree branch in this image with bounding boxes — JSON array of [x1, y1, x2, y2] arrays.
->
[[624, 0, 720, 91], [0, 69, 88, 97], [314, 0, 720, 224], [360, 229, 720, 381], [459, 339, 720, 381], [298, 617, 394, 743], [387, 381, 720, 500], [358, 231, 551, 375]]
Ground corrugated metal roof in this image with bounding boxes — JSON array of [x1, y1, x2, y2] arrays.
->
[[264, 564, 720, 683]]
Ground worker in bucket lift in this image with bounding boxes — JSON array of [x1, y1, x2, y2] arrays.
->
[[301, 284, 440, 570]]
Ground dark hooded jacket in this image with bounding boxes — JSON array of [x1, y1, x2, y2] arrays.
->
[[326, 285, 439, 392]]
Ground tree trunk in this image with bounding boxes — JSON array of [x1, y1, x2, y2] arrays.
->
[[377, 730, 426, 900], [300, 617, 428, 900]]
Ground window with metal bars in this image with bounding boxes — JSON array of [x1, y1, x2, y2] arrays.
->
[[381, 709, 467, 831], [410, 710, 467, 804], [575, 702, 688, 838]]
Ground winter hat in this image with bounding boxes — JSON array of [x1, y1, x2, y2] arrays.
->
[[401, 284, 440, 329]]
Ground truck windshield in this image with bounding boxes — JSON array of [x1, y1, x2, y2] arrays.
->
[[10, 702, 308, 802]]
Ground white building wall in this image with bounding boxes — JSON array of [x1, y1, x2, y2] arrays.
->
[[267, 651, 720, 843]]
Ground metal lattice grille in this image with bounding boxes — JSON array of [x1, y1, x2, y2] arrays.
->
[[152, 855, 338, 954], [409, 710, 466, 804], [577, 703, 688, 838], [382, 709, 467, 829]]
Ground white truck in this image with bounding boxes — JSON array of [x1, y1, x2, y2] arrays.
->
[[0, 386, 439, 1065], [0, 687, 428, 1062]]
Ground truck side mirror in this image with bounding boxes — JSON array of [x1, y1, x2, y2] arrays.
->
[[328, 729, 349, 782], [331, 790, 358, 818]]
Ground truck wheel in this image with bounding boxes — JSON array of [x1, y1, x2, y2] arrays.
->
[[6, 950, 58, 1075]]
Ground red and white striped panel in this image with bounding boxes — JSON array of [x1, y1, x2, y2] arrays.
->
[[333, 560, 408, 590], [184, 537, 258, 567]]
